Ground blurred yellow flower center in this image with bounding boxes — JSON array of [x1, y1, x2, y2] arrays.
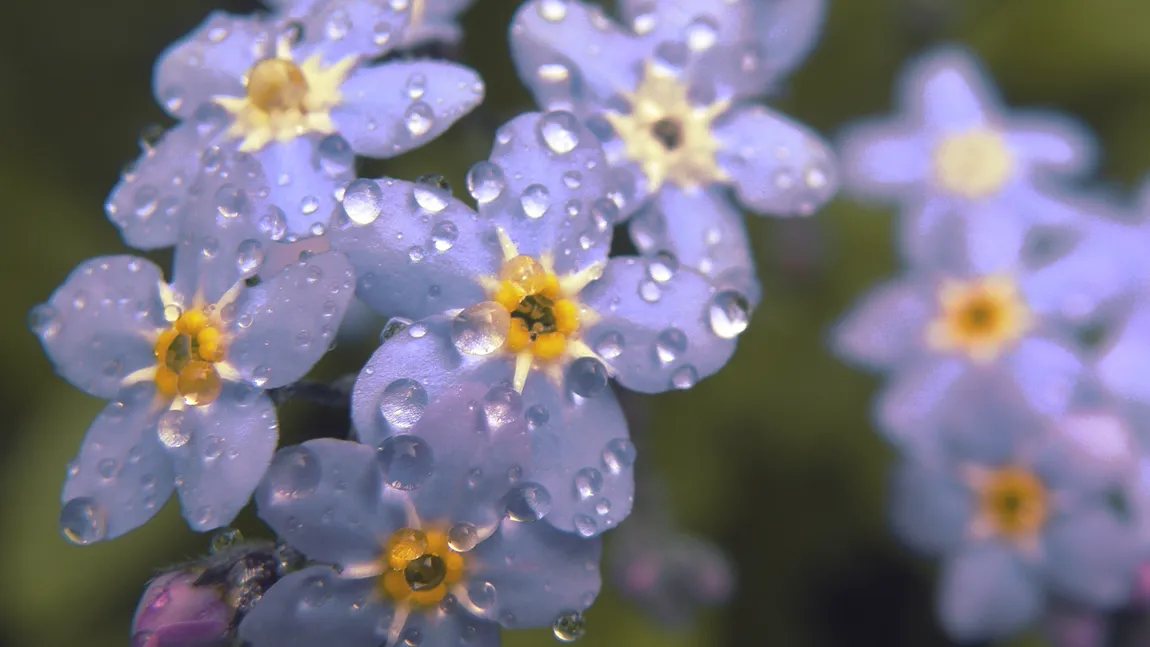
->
[[153, 309, 226, 406], [933, 129, 1014, 199], [493, 255, 581, 361], [379, 528, 464, 606], [927, 275, 1031, 363], [604, 61, 730, 192], [977, 466, 1048, 539], [215, 40, 358, 152]]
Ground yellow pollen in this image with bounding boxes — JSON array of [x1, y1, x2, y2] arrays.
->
[[153, 309, 227, 406], [603, 61, 731, 192], [977, 466, 1048, 539], [933, 128, 1014, 199], [926, 275, 1031, 363], [379, 527, 464, 607], [492, 255, 581, 362], [246, 58, 309, 113]]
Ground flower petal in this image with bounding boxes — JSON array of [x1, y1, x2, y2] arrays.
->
[[616, 0, 755, 53], [1003, 337, 1082, 420], [466, 518, 602, 628], [627, 186, 760, 306], [400, 0, 476, 47], [888, 459, 973, 556], [252, 135, 353, 238], [61, 386, 175, 543], [331, 61, 483, 159], [480, 111, 616, 274], [830, 277, 933, 371], [902, 47, 999, 132], [837, 120, 930, 198], [937, 542, 1043, 643], [33, 256, 165, 399], [237, 567, 392, 647], [226, 251, 355, 389], [257, 439, 408, 566], [510, 0, 647, 111], [327, 178, 500, 319], [714, 104, 837, 217], [1006, 113, 1098, 177], [396, 602, 501, 647], [153, 11, 272, 119], [291, 0, 412, 63], [1097, 300, 1150, 404], [1043, 505, 1139, 608], [751, 0, 828, 87], [169, 385, 279, 531], [581, 257, 740, 393], [873, 357, 965, 451]]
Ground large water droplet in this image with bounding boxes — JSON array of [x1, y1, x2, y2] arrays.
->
[[685, 15, 719, 52], [553, 611, 586, 643], [447, 522, 480, 552], [573, 467, 603, 500], [236, 238, 265, 275], [405, 102, 435, 137], [214, 184, 248, 220], [60, 497, 107, 545], [483, 384, 523, 431], [413, 175, 450, 213], [708, 290, 750, 339], [317, 134, 354, 177], [647, 253, 678, 282], [259, 206, 288, 241], [601, 438, 636, 474], [573, 514, 598, 537], [379, 378, 429, 430], [266, 446, 322, 501], [343, 179, 384, 225], [537, 0, 568, 22], [520, 184, 551, 220], [537, 111, 580, 154], [378, 435, 434, 490], [157, 410, 193, 449], [452, 302, 511, 356], [670, 364, 698, 390], [430, 220, 458, 252], [503, 482, 552, 522], [567, 357, 609, 397], [467, 580, 498, 610], [467, 161, 506, 205], [654, 328, 687, 364]]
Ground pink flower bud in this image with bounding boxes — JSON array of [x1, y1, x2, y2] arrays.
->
[[131, 570, 233, 647]]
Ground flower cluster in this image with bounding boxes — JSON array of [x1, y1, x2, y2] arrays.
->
[[29, 0, 836, 645], [834, 46, 1150, 643]]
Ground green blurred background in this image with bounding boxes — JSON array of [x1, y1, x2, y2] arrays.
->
[[3, 0, 1149, 645]]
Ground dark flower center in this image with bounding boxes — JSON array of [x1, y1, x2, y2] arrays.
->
[[513, 294, 558, 338], [404, 554, 447, 591], [651, 118, 683, 150]]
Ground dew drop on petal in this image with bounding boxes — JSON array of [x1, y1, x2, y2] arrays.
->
[[537, 0, 568, 22], [573, 467, 603, 500], [593, 331, 624, 360], [503, 482, 552, 522], [638, 280, 661, 303], [343, 179, 384, 225], [467, 161, 506, 205], [573, 514, 598, 538], [646, 253, 678, 283], [378, 435, 434, 490], [447, 522, 480, 552], [60, 497, 107, 545], [266, 446, 322, 501], [430, 220, 458, 252], [567, 357, 609, 398], [466, 580, 498, 610], [525, 404, 550, 431], [412, 175, 450, 213], [379, 379, 429, 430], [601, 438, 636, 475], [708, 290, 750, 339], [537, 111, 580, 155], [451, 302, 511, 356], [670, 364, 698, 390], [405, 102, 435, 137], [654, 328, 687, 364], [553, 611, 586, 643], [235, 238, 265, 275], [157, 410, 193, 449], [483, 384, 523, 431], [520, 184, 551, 220]]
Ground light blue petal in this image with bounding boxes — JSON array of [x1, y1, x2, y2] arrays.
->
[[480, 111, 616, 274], [615, 0, 755, 58], [888, 459, 973, 556], [396, 602, 501, 647], [713, 104, 837, 217], [33, 256, 165, 399], [400, 0, 476, 47], [169, 385, 279, 531], [752, 0, 828, 88], [466, 518, 601, 628], [251, 135, 353, 238], [902, 47, 998, 132], [331, 61, 484, 159], [937, 542, 1043, 643], [931, 371, 1044, 464], [510, 0, 647, 111], [226, 251, 356, 389], [627, 187, 760, 306], [60, 385, 174, 543], [581, 257, 740, 394], [873, 358, 964, 451], [837, 120, 930, 200], [1043, 506, 1139, 608], [1097, 301, 1150, 403], [153, 11, 273, 119], [1006, 113, 1098, 177], [106, 113, 232, 250], [1003, 337, 1082, 420], [237, 566, 392, 647], [257, 439, 408, 566], [327, 178, 501, 319], [830, 277, 933, 371], [290, 0, 412, 63]]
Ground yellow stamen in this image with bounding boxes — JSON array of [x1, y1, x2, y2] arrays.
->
[[975, 466, 1048, 540], [926, 275, 1031, 363], [933, 128, 1014, 199]]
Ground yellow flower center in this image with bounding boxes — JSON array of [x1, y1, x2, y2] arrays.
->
[[933, 129, 1014, 199], [493, 255, 580, 361], [153, 309, 226, 406], [379, 528, 464, 607], [977, 466, 1048, 539], [246, 58, 310, 113], [926, 275, 1031, 363], [604, 61, 730, 192]]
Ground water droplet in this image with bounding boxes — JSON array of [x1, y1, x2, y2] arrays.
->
[[60, 497, 106, 545], [133, 185, 159, 219], [567, 357, 608, 397], [601, 438, 636, 474], [210, 528, 243, 554], [654, 328, 687, 364], [28, 304, 60, 338], [573, 514, 597, 537], [525, 405, 550, 431], [452, 302, 511, 356], [553, 611, 586, 643], [709, 290, 750, 339], [685, 15, 719, 52], [413, 175, 450, 213], [647, 253, 678, 282], [379, 379, 429, 430], [266, 446, 322, 500], [406, 72, 426, 99], [317, 134, 354, 177], [258, 206, 288, 241], [467, 161, 506, 204], [430, 220, 458, 252], [593, 331, 624, 360], [236, 238, 264, 275], [157, 410, 192, 449], [300, 195, 320, 216], [537, 111, 580, 154], [537, 0, 568, 22], [447, 522, 480, 552], [594, 499, 611, 516], [378, 435, 434, 490], [503, 482, 552, 522], [670, 364, 698, 390], [519, 184, 551, 220], [563, 171, 582, 189], [466, 580, 498, 610], [339, 180, 384, 227], [573, 467, 602, 500], [483, 384, 522, 431], [405, 102, 435, 137]]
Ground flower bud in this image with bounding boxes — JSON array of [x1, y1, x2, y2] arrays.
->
[[131, 570, 233, 647]]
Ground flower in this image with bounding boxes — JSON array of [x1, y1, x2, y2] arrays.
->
[[107, 7, 484, 246], [830, 208, 1127, 451], [838, 45, 1099, 267], [509, 0, 837, 304], [132, 570, 233, 647], [30, 250, 355, 542], [888, 391, 1139, 643], [238, 386, 601, 646], [271, 0, 480, 50]]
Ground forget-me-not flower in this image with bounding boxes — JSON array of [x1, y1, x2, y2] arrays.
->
[[510, 0, 837, 303], [839, 45, 1098, 267], [107, 6, 484, 246], [29, 249, 355, 543], [239, 383, 601, 646]]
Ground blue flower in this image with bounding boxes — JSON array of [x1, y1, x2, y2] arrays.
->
[[830, 208, 1131, 451], [29, 251, 356, 542], [838, 45, 1099, 267], [889, 393, 1138, 643], [271, 0, 479, 50], [509, 0, 837, 304], [107, 7, 484, 247], [239, 387, 601, 646]]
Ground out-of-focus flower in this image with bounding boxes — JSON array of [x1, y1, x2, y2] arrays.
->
[[30, 251, 355, 542], [107, 7, 484, 245], [240, 386, 601, 646], [510, 0, 837, 304], [839, 45, 1099, 266]]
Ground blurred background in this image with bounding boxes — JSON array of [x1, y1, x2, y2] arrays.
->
[[3, 0, 1149, 645]]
